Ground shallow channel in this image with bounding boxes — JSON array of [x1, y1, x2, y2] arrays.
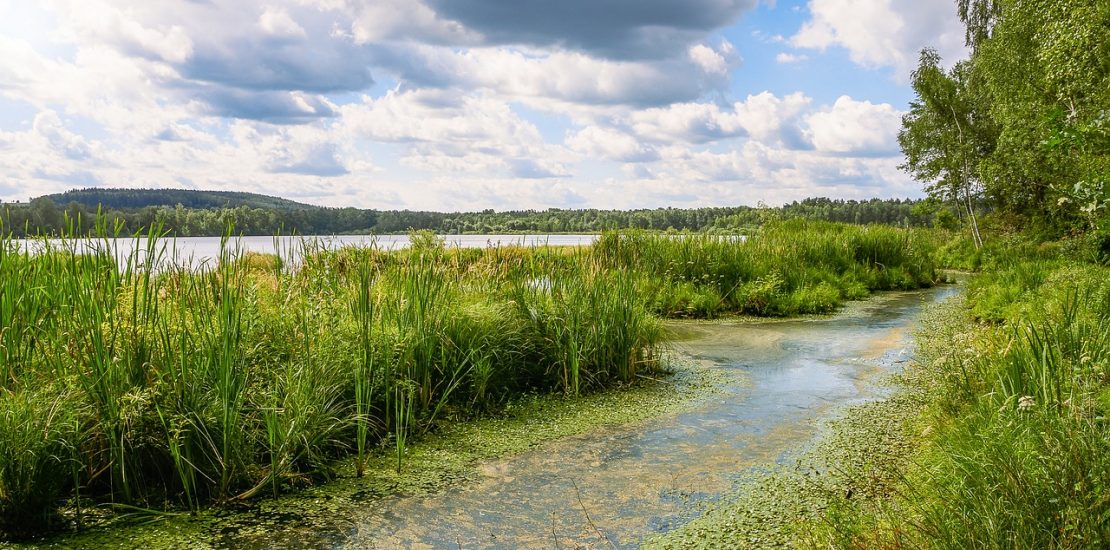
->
[[329, 286, 959, 549]]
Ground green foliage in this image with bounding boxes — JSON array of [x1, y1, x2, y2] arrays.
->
[[0, 228, 669, 539], [0, 387, 79, 536], [811, 259, 1110, 548], [2, 193, 937, 238], [0, 219, 939, 540], [595, 221, 937, 318], [904, 0, 1110, 236], [44, 188, 316, 210]]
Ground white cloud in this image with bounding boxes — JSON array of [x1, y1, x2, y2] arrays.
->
[[53, 0, 194, 63], [259, 7, 306, 39], [346, 0, 481, 45], [340, 88, 569, 178], [372, 44, 730, 108], [688, 42, 735, 75], [792, 0, 966, 78], [775, 52, 808, 64], [805, 96, 903, 155], [567, 126, 658, 162]]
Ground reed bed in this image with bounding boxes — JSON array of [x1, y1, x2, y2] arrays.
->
[[0, 221, 935, 539], [595, 219, 937, 317]]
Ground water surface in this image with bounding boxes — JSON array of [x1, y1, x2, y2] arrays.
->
[[331, 286, 958, 548], [15, 234, 599, 267]]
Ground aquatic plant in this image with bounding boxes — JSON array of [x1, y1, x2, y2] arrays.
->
[[0, 219, 932, 540]]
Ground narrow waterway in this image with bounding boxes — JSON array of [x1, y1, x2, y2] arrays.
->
[[329, 286, 958, 549]]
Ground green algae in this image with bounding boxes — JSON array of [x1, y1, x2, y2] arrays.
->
[[645, 295, 963, 549], [7, 356, 726, 550]]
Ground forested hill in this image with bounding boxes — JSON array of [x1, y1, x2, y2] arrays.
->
[[43, 188, 318, 211]]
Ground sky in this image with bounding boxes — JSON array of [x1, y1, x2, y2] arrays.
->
[[0, 0, 968, 211]]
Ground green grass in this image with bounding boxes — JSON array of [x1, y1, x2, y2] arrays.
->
[[0, 221, 936, 541], [806, 258, 1110, 548], [594, 220, 937, 317]]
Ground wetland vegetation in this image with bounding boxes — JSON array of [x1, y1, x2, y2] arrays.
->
[[0, 220, 936, 541], [1, 0, 1107, 546]]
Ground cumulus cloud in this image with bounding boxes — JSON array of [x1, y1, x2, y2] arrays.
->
[[567, 126, 659, 162], [791, 0, 966, 77], [198, 88, 338, 124], [258, 7, 306, 39], [31, 110, 95, 161], [0, 0, 928, 210], [340, 88, 570, 179], [688, 41, 739, 75], [266, 142, 348, 177], [47, 0, 374, 122], [805, 96, 903, 155], [775, 52, 808, 63], [54, 0, 194, 64], [371, 43, 736, 108]]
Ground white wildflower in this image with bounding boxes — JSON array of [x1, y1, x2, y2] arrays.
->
[[1018, 395, 1036, 412]]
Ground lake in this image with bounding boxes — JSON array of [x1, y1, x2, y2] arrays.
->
[[15, 234, 600, 267]]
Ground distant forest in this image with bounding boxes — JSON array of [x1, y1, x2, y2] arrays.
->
[[0, 188, 947, 237]]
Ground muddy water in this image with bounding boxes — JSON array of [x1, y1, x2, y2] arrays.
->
[[338, 286, 958, 549]]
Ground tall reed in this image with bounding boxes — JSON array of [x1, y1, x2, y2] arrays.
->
[[0, 219, 932, 539]]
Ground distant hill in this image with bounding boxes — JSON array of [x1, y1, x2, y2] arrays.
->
[[41, 188, 319, 211]]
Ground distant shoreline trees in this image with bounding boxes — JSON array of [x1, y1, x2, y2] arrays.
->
[[0, 191, 942, 237]]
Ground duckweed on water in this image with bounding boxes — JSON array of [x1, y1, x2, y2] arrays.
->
[[647, 296, 961, 549]]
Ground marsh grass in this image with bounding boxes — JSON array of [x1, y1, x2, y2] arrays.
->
[[595, 220, 936, 318], [0, 220, 934, 540], [809, 259, 1110, 548]]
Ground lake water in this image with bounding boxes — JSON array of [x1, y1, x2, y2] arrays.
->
[[14, 234, 600, 266]]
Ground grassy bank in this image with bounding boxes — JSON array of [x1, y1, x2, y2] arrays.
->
[[0, 221, 936, 541], [25, 360, 727, 549], [806, 256, 1110, 548]]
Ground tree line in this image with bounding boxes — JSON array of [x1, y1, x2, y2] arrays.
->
[[0, 196, 938, 237]]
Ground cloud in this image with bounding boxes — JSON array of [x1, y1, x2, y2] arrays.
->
[[617, 92, 810, 147], [340, 88, 570, 179], [508, 158, 568, 179], [197, 87, 338, 123], [266, 142, 349, 177], [567, 126, 659, 162], [423, 0, 758, 60], [32, 110, 94, 160], [371, 43, 735, 108], [48, 0, 374, 123], [179, 29, 374, 95], [791, 0, 966, 77], [775, 52, 808, 64], [689, 41, 738, 75], [54, 0, 194, 64], [805, 96, 903, 155], [258, 7, 306, 39]]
